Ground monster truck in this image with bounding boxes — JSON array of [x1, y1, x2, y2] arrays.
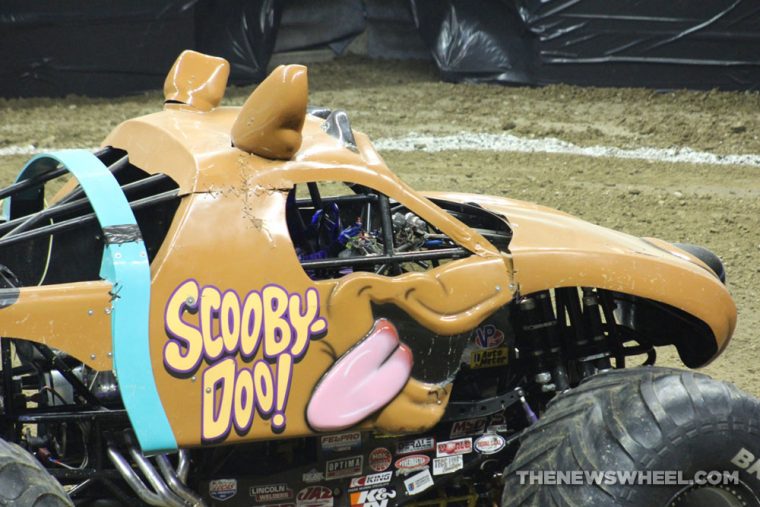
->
[[0, 50, 756, 507]]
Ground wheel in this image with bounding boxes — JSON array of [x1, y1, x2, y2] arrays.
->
[[0, 437, 72, 506], [501, 367, 760, 507]]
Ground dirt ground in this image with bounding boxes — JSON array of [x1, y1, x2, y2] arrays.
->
[[1, 57, 759, 394]]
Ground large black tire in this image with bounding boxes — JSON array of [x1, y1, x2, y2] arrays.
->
[[502, 367, 760, 506], [0, 438, 72, 506]]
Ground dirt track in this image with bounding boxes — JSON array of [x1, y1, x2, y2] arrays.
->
[[1, 57, 759, 394]]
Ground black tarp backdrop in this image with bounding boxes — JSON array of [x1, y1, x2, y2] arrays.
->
[[0, 0, 284, 97], [411, 0, 760, 90], [2, 0, 760, 97]]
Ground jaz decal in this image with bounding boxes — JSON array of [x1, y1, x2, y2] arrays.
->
[[296, 486, 334, 507], [163, 280, 327, 442], [474, 324, 505, 349]]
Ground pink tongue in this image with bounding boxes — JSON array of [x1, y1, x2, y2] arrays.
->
[[306, 318, 413, 432]]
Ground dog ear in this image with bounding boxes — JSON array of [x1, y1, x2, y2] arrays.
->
[[231, 65, 308, 160]]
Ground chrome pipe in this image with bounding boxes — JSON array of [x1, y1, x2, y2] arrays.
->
[[157, 454, 207, 507], [107, 447, 164, 506], [177, 449, 190, 484], [127, 446, 187, 507]]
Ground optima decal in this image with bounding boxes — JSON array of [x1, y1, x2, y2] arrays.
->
[[163, 280, 327, 442]]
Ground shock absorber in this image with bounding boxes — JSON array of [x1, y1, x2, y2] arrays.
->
[[516, 291, 570, 393], [578, 288, 612, 374]]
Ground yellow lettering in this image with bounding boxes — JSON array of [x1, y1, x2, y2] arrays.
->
[[262, 285, 291, 358], [163, 280, 203, 373], [220, 290, 241, 354], [202, 358, 235, 441], [253, 360, 274, 415], [289, 288, 319, 358], [201, 286, 223, 361], [233, 368, 255, 433], [241, 291, 263, 358]]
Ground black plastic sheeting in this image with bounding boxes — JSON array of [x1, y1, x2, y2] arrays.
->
[[0, 0, 283, 97], [411, 0, 760, 90], [3, 0, 760, 97]]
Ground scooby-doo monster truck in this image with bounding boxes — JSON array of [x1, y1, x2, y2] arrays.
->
[[0, 50, 757, 507]]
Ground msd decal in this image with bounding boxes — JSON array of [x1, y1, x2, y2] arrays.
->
[[349, 487, 397, 507], [450, 417, 487, 438], [296, 486, 334, 507], [163, 281, 327, 442], [474, 324, 505, 349]]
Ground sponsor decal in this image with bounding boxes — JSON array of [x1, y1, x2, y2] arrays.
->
[[394, 454, 431, 476], [209, 478, 237, 501], [437, 438, 473, 458], [326, 455, 363, 480], [296, 486, 334, 507], [349, 472, 393, 490], [302, 468, 325, 483], [404, 469, 434, 496], [349, 487, 397, 507], [474, 434, 506, 455], [163, 281, 328, 442], [469, 347, 509, 369], [488, 413, 508, 433], [368, 448, 392, 472], [732, 447, 760, 477], [249, 483, 294, 503], [433, 455, 463, 476], [450, 417, 487, 438], [474, 324, 505, 349], [396, 437, 435, 455], [321, 432, 362, 453]]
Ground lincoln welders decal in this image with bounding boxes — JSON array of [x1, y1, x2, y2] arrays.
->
[[163, 279, 327, 442]]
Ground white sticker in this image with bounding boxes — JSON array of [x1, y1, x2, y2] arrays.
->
[[474, 434, 506, 455], [404, 468, 434, 496], [432, 455, 464, 476], [396, 436, 436, 455]]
